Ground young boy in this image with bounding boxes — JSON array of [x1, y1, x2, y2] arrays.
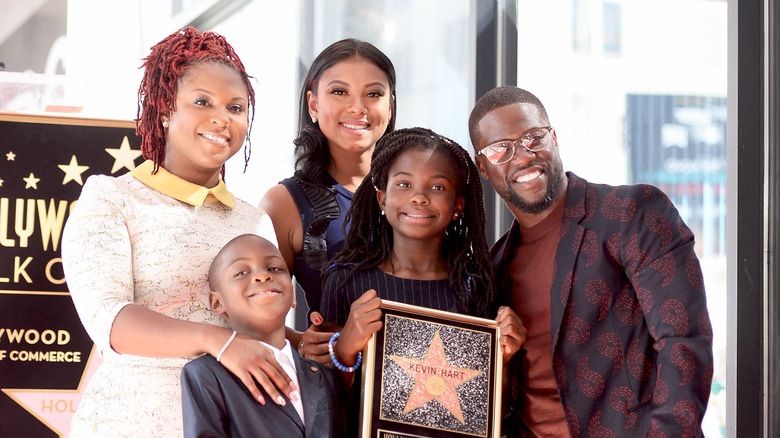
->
[[181, 234, 349, 437]]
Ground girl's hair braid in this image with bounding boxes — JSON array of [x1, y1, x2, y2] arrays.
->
[[294, 38, 397, 184], [325, 127, 496, 318], [135, 26, 256, 175]]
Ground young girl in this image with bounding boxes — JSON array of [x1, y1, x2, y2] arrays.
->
[[62, 28, 294, 436], [319, 127, 525, 393]]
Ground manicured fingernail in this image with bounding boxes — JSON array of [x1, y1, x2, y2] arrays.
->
[[314, 316, 323, 325], [258, 395, 265, 405], [290, 391, 299, 402], [277, 395, 286, 406]]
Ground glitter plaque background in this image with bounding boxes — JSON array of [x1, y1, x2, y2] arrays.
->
[[377, 314, 493, 437]]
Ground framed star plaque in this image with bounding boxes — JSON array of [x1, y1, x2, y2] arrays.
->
[[360, 300, 502, 438]]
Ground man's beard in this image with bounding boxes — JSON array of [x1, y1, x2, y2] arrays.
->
[[505, 162, 564, 214]]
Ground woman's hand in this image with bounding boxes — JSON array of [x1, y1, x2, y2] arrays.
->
[[299, 311, 337, 366], [217, 333, 297, 405], [496, 306, 526, 363], [335, 289, 383, 365]]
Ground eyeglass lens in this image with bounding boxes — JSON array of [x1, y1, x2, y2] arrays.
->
[[483, 127, 551, 164]]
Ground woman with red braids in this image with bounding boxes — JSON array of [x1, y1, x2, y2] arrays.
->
[[62, 27, 295, 436]]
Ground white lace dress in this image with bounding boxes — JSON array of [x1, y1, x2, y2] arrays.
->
[[61, 171, 276, 437]]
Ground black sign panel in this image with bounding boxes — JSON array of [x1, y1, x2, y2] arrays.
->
[[0, 113, 141, 437]]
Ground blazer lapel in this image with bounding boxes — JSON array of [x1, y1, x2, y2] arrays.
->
[[492, 220, 522, 310], [294, 350, 324, 437], [550, 172, 589, 352]]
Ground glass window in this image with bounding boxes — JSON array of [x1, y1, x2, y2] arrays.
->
[[603, 2, 621, 55], [572, 0, 592, 54], [0, 0, 66, 75]]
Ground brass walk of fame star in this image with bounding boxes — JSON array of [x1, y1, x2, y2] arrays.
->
[[389, 330, 483, 424], [105, 136, 142, 173], [58, 155, 90, 186]]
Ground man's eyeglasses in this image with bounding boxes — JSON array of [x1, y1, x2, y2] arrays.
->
[[476, 126, 554, 165]]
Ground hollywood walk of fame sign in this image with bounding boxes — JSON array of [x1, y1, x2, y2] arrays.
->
[[0, 112, 140, 437], [360, 300, 502, 438]]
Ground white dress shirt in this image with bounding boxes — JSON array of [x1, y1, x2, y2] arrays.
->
[[259, 340, 305, 425]]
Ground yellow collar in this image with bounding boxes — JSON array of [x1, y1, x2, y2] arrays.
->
[[130, 161, 235, 208]]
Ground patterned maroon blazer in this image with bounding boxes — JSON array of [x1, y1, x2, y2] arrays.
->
[[493, 172, 713, 438]]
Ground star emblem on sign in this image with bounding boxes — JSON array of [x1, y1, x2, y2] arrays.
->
[[389, 330, 483, 423], [58, 155, 90, 185], [105, 136, 142, 173]]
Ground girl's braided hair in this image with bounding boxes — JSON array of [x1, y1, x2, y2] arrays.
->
[[136, 26, 256, 175], [325, 127, 495, 317]]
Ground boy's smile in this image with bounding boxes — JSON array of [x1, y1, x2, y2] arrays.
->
[[246, 286, 283, 298]]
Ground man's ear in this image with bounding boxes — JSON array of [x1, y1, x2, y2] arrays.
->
[[209, 291, 226, 317], [475, 156, 490, 180]]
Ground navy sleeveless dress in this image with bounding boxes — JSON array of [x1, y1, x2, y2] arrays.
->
[[280, 174, 353, 318]]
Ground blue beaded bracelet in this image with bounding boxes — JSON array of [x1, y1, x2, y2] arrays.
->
[[328, 332, 362, 372]]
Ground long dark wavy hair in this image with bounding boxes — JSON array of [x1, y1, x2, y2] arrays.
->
[[294, 38, 397, 184], [324, 127, 496, 318], [136, 27, 256, 175]]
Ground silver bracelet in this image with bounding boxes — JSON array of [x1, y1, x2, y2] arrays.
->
[[216, 331, 237, 363]]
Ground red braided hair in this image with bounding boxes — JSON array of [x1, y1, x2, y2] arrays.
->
[[135, 26, 256, 174]]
